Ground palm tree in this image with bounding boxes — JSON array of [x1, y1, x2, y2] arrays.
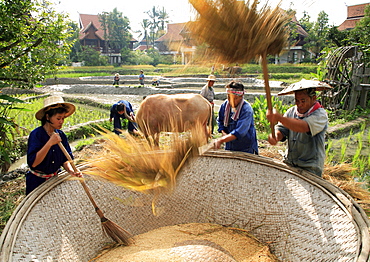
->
[[139, 19, 150, 50], [146, 6, 159, 46], [158, 7, 170, 31]]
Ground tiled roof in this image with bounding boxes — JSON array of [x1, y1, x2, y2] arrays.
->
[[78, 13, 137, 42], [338, 3, 369, 31], [79, 14, 105, 40], [155, 23, 187, 42], [338, 18, 361, 31]]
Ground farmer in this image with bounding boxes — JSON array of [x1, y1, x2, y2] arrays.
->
[[26, 96, 81, 195], [214, 81, 258, 154], [113, 73, 120, 87], [200, 74, 216, 134], [266, 79, 332, 177], [110, 100, 138, 135], [139, 70, 145, 87]]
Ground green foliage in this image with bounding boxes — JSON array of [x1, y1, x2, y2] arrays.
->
[[0, 95, 30, 173], [0, 0, 74, 88], [0, 177, 25, 233], [99, 9, 132, 53], [252, 95, 290, 135], [326, 123, 370, 189], [78, 47, 108, 66], [9, 97, 109, 137]]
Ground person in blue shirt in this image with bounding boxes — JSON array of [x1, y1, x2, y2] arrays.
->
[[109, 100, 138, 135], [139, 70, 145, 87], [214, 81, 258, 154], [26, 96, 81, 195]]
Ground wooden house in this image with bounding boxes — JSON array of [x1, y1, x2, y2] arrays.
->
[[78, 13, 137, 65]]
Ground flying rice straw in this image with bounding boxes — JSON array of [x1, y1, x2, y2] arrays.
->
[[188, 0, 292, 136], [83, 125, 204, 216], [56, 140, 132, 245]]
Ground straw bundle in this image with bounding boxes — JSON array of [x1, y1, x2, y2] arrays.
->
[[84, 127, 205, 215], [188, 0, 292, 135], [188, 0, 291, 64]]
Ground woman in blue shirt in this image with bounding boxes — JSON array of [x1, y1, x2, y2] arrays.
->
[[26, 96, 81, 195], [215, 81, 258, 154]]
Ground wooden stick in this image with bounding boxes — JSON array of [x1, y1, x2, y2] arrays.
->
[[57, 140, 132, 244], [261, 53, 276, 139]]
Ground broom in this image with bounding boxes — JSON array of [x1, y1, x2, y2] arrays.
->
[[188, 0, 292, 137], [56, 140, 132, 245]]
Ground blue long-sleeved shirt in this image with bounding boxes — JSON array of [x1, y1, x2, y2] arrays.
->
[[217, 100, 258, 154], [27, 127, 73, 174]]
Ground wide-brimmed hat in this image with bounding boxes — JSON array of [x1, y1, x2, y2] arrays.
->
[[35, 96, 76, 120], [278, 79, 332, 96], [206, 75, 217, 81]]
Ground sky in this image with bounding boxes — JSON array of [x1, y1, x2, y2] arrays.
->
[[53, 0, 369, 36]]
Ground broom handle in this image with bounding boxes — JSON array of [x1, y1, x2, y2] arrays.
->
[[261, 53, 276, 139], [57, 141, 105, 219]]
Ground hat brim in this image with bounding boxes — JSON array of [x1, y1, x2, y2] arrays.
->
[[206, 79, 217, 81], [278, 79, 332, 96], [35, 103, 76, 120]]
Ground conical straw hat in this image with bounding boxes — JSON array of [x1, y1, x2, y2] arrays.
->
[[35, 96, 76, 120], [278, 79, 333, 96]]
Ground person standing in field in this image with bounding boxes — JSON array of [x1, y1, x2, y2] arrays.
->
[[26, 96, 81, 195], [139, 70, 145, 87], [200, 74, 217, 134]]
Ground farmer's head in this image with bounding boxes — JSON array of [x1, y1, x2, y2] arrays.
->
[[226, 81, 244, 109], [116, 103, 126, 115], [294, 88, 317, 114]]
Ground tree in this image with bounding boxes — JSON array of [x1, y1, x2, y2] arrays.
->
[[139, 19, 151, 50], [301, 11, 330, 61], [158, 7, 170, 33], [79, 47, 108, 66], [146, 6, 160, 46], [99, 8, 132, 64], [349, 5, 370, 46], [0, 0, 74, 88], [66, 21, 82, 63]]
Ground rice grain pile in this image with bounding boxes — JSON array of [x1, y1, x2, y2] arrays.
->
[[92, 223, 279, 262]]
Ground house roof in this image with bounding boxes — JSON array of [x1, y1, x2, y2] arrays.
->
[[79, 14, 105, 40], [155, 23, 187, 42], [78, 13, 137, 42], [338, 3, 370, 31]]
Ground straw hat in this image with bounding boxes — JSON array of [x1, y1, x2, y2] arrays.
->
[[35, 96, 76, 120], [278, 79, 332, 96], [206, 75, 217, 81]]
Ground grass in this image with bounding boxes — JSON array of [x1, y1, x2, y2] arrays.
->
[[0, 177, 25, 234]]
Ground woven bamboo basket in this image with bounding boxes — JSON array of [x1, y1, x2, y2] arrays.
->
[[1, 150, 369, 261]]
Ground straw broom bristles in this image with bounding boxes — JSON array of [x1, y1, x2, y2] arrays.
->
[[188, 0, 291, 64], [84, 124, 205, 216], [56, 141, 133, 245]]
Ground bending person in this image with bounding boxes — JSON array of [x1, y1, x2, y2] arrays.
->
[[110, 100, 138, 135]]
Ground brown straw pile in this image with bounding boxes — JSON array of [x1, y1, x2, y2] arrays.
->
[[188, 0, 291, 64]]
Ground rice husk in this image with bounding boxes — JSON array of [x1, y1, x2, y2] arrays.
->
[[93, 223, 279, 262]]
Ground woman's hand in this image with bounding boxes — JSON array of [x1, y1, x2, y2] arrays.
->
[[48, 132, 62, 146]]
